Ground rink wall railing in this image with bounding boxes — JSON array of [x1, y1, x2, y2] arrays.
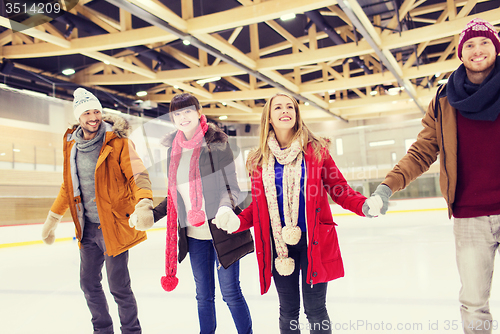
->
[[0, 162, 441, 226]]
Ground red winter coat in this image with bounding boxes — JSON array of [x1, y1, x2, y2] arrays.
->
[[237, 144, 367, 295]]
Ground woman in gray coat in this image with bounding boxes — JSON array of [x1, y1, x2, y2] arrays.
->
[[152, 93, 254, 334]]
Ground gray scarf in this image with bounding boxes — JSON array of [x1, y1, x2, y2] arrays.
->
[[74, 122, 106, 152]]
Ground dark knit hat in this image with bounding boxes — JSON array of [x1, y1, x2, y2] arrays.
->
[[458, 18, 500, 60]]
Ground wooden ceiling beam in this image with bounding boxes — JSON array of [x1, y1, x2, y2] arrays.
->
[[128, 0, 188, 32], [75, 4, 121, 33], [194, 32, 256, 69], [0, 17, 70, 48], [1, 26, 176, 58], [265, 20, 309, 53], [212, 27, 243, 67], [382, 7, 500, 50], [187, 0, 337, 34]]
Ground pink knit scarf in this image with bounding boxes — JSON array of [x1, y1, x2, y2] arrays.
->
[[161, 114, 208, 292]]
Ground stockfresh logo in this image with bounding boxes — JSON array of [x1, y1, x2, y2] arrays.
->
[[1, 0, 79, 32]]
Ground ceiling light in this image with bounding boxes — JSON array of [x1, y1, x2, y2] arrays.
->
[[182, 39, 191, 46], [173, 85, 179, 89], [103, 60, 111, 65], [392, 100, 398, 104], [222, 102, 227, 106], [62, 68, 75, 76], [13, 148, 20, 152], [219, 115, 228, 120], [329, 99, 335, 103], [196, 76, 221, 85], [387, 87, 404, 95], [370, 90, 378, 96], [0, 153, 5, 156], [369, 140, 395, 147], [304, 102, 309, 106], [136, 91, 147, 97], [280, 13, 296, 21], [435, 73, 441, 78], [438, 78, 448, 85]]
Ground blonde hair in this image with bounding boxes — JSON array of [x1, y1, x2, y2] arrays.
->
[[246, 93, 329, 172]]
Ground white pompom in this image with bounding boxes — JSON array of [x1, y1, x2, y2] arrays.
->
[[282, 225, 301, 245], [274, 257, 295, 276]]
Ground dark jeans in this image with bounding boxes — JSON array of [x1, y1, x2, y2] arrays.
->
[[188, 237, 252, 334], [272, 233, 331, 334], [80, 223, 141, 334]]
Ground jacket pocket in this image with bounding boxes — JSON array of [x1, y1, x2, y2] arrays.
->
[[111, 203, 135, 245], [318, 222, 340, 264]]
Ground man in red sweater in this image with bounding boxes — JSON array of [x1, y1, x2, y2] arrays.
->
[[368, 18, 500, 334]]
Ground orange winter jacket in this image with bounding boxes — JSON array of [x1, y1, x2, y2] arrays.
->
[[50, 114, 152, 256], [383, 86, 458, 218]]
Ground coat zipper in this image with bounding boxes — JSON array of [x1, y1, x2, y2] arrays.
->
[[309, 207, 319, 288], [255, 178, 268, 291]]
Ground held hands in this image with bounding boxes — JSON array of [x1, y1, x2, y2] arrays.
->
[[362, 184, 392, 218], [129, 198, 154, 231], [41, 211, 63, 245], [213, 206, 240, 234]]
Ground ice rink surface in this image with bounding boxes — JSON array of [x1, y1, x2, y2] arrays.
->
[[2, 197, 500, 334]]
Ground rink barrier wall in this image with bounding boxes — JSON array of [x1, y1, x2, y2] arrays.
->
[[0, 198, 448, 249]]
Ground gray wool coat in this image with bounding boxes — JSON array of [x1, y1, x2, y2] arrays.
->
[[153, 123, 254, 268]]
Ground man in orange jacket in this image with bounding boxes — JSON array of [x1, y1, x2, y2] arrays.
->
[[41, 88, 154, 334]]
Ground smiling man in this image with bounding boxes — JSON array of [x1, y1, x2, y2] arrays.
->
[[365, 18, 500, 334], [41, 88, 155, 334]]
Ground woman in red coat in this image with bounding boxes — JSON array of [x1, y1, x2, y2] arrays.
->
[[214, 93, 380, 333]]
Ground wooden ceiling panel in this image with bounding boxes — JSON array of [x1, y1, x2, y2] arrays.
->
[[0, 0, 498, 123]]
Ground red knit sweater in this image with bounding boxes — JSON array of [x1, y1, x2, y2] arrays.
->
[[454, 111, 500, 218]]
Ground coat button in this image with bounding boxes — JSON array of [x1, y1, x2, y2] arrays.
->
[[312, 272, 317, 277], [313, 241, 318, 245], [316, 208, 321, 212], [126, 213, 130, 217]]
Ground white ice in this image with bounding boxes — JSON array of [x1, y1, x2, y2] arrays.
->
[[1, 197, 499, 334]]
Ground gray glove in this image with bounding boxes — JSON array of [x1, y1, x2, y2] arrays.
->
[[363, 184, 392, 217], [362, 195, 383, 218]]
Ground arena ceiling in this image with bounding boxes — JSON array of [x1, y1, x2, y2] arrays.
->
[[0, 0, 499, 123]]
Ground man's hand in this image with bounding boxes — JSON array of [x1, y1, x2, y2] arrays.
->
[[41, 211, 63, 245], [129, 199, 154, 231]]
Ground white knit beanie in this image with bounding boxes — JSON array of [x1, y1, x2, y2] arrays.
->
[[73, 88, 102, 121]]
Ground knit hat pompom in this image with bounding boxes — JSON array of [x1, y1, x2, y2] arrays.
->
[[73, 87, 102, 121], [161, 275, 179, 292], [275, 257, 295, 276], [458, 18, 500, 60], [282, 225, 302, 245], [187, 209, 206, 227]]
